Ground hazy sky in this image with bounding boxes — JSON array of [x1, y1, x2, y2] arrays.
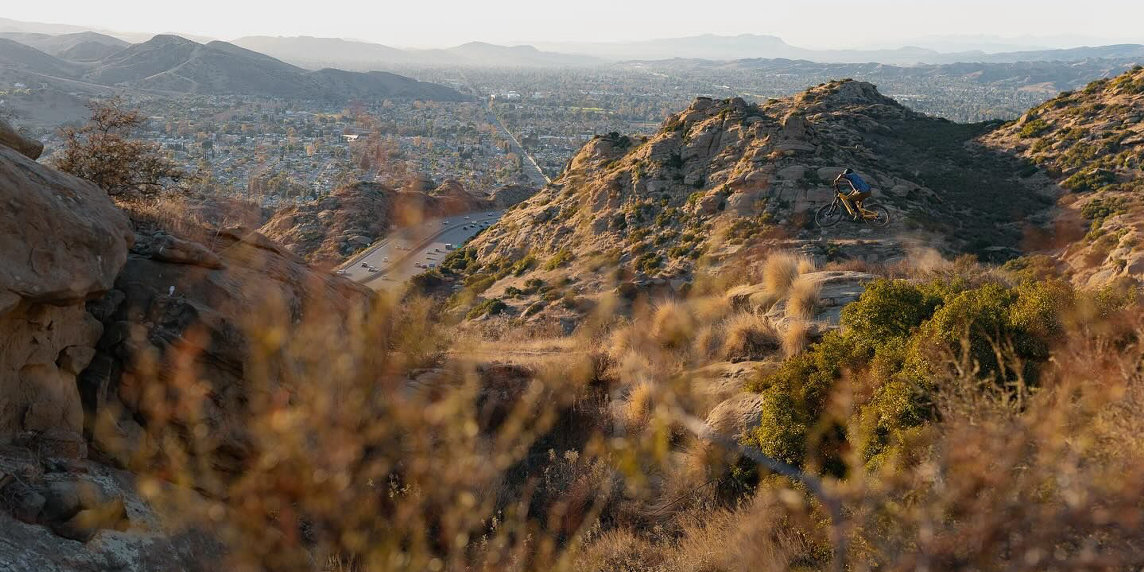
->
[[6, 0, 1142, 49]]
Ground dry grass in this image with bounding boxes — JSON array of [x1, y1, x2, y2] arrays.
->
[[762, 252, 804, 301], [649, 299, 696, 350], [785, 274, 822, 321], [719, 312, 780, 361], [781, 320, 812, 357], [117, 193, 265, 248], [88, 223, 1144, 571]]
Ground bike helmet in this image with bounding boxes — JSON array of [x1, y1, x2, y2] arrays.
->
[[842, 168, 854, 175]]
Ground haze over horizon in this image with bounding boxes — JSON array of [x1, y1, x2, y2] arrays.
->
[[4, 0, 1142, 51]]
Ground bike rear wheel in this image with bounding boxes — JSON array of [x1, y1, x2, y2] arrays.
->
[[816, 202, 843, 228], [863, 203, 891, 228]]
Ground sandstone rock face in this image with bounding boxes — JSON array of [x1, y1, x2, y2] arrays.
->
[[489, 184, 539, 209], [83, 226, 373, 475], [704, 393, 765, 440], [0, 145, 133, 445], [0, 118, 43, 160], [0, 445, 222, 571]]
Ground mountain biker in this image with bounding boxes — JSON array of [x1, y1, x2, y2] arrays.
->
[[834, 168, 871, 218]]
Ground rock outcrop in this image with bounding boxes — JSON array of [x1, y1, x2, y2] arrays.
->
[[0, 118, 43, 160], [0, 143, 133, 445], [83, 224, 373, 475], [0, 444, 221, 570]]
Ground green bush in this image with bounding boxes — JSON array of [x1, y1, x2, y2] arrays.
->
[[1020, 118, 1051, 139], [510, 254, 538, 276], [464, 274, 496, 294], [745, 276, 1075, 470], [1063, 168, 1116, 192], [840, 280, 943, 340], [543, 248, 574, 270], [466, 298, 507, 320]]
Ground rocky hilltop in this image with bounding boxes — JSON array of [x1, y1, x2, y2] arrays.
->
[[439, 80, 1054, 323], [260, 179, 535, 267], [984, 65, 1144, 286]]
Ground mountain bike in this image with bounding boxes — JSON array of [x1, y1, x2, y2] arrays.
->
[[815, 184, 891, 228]]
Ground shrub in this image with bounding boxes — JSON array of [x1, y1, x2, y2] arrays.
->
[[637, 252, 662, 273], [1019, 118, 1051, 139], [53, 98, 184, 197], [466, 298, 508, 320], [1063, 168, 1116, 192], [840, 279, 943, 340], [464, 274, 496, 294], [544, 248, 574, 270], [510, 254, 538, 276]]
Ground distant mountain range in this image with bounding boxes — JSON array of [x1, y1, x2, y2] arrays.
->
[[536, 34, 1144, 65], [0, 31, 128, 62], [0, 33, 469, 101], [1, 16, 1142, 69], [228, 33, 1144, 70]]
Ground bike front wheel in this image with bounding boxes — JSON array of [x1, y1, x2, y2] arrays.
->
[[863, 204, 891, 228], [816, 202, 843, 228]]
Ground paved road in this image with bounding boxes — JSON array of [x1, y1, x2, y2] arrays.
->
[[485, 108, 551, 188], [339, 210, 504, 290]]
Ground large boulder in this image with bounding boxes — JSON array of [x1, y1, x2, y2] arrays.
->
[[0, 145, 132, 445], [0, 445, 222, 570], [83, 225, 373, 476]]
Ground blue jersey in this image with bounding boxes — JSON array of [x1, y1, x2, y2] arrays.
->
[[843, 173, 871, 192]]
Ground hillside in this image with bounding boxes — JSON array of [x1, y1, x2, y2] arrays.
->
[[0, 33, 469, 102], [984, 65, 1144, 286], [0, 37, 82, 77], [259, 180, 491, 267], [435, 80, 1054, 323], [0, 31, 127, 61]]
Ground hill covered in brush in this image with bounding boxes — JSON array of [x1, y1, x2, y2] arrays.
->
[[430, 79, 1056, 324], [984, 65, 1144, 286]]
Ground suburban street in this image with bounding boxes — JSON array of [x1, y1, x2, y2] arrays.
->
[[339, 210, 504, 290], [485, 106, 551, 188]]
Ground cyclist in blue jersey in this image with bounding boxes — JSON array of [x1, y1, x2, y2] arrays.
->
[[834, 168, 871, 219]]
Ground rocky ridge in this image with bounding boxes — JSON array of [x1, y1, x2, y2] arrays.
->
[[440, 80, 1052, 324]]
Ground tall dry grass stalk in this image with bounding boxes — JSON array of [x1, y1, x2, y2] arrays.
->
[[782, 320, 812, 357], [785, 274, 822, 321], [762, 252, 803, 301]]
